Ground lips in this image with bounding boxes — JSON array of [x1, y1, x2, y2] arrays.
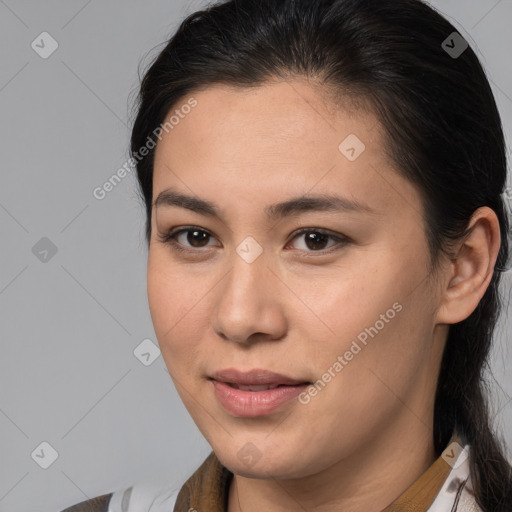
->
[[209, 368, 310, 387], [227, 383, 282, 391], [208, 368, 311, 417]]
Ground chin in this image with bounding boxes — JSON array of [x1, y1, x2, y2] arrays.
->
[[212, 439, 314, 480]]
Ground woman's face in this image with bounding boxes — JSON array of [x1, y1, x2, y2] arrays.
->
[[148, 79, 447, 480]]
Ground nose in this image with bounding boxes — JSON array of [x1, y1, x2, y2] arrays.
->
[[212, 247, 288, 345]]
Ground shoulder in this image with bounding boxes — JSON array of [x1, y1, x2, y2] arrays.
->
[[60, 481, 181, 512], [59, 493, 112, 512]]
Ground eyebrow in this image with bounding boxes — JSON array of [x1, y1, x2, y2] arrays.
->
[[153, 187, 377, 221]]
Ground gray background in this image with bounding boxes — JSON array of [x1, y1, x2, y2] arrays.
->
[[0, 1, 511, 511]]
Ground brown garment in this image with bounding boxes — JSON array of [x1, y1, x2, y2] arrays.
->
[[60, 493, 112, 512]]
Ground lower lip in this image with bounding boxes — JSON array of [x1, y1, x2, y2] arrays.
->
[[211, 380, 308, 417]]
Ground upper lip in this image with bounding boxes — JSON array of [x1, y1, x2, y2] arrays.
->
[[209, 368, 310, 386]]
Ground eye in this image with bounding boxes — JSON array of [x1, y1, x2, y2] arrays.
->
[[287, 228, 350, 253], [157, 226, 220, 252]]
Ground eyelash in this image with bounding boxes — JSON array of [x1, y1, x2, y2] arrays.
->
[[156, 225, 350, 256]]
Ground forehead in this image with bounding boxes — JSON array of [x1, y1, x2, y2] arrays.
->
[[154, 80, 379, 173], [156, 79, 377, 155], [151, 80, 421, 221]]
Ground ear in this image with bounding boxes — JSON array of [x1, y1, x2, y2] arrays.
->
[[436, 206, 501, 324]]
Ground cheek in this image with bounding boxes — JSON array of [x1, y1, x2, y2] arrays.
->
[[310, 269, 436, 411], [286, 256, 401, 339], [296, 246, 434, 382], [292, 277, 435, 454], [147, 253, 206, 366]]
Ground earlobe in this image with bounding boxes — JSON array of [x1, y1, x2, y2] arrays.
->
[[436, 206, 501, 325]]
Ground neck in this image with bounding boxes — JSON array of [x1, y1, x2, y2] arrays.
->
[[227, 417, 436, 512]]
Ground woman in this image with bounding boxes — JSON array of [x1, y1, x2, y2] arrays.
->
[[61, 0, 512, 510]]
